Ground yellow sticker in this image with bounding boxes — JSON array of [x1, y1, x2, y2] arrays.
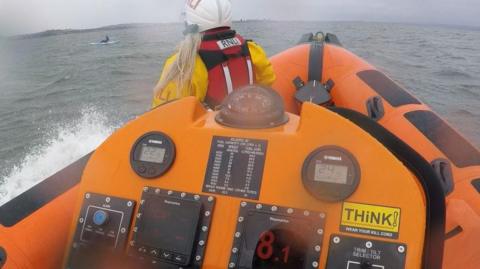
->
[[340, 202, 401, 239]]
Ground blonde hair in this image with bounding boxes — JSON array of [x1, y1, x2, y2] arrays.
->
[[153, 32, 203, 100]]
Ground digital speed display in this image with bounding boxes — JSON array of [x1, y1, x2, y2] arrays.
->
[[252, 228, 307, 268], [314, 162, 349, 184], [138, 145, 166, 164], [229, 202, 325, 269]]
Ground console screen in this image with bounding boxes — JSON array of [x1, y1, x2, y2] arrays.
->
[[130, 188, 215, 268], [138, 145, 166, 164], [136, 195, 201, 254], [314, 162, 349, 184]]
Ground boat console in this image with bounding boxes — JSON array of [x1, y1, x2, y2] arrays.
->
[[62, 88, 442, 269]]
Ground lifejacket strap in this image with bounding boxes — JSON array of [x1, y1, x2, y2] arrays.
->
[[246, 56, 254, 85], [202, 30, 237, 41], [222, 63, 234, 94]]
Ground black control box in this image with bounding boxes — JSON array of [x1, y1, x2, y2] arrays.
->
[[66, 193, 136, 269], [326, 234, 407, 269], [228, 202, 326, 269], [128, 187, 215, 269]]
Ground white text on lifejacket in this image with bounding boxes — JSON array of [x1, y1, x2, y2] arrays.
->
[[217, 37, 241, 50]]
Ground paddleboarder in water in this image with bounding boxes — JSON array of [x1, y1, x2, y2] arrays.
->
[[152, 0, 276, 109], [100, 35, 110, 43]]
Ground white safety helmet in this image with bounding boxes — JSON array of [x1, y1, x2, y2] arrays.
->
[[185, 0, 232, 33]]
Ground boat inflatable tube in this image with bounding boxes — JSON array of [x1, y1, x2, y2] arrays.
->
[[271, 34, 480, 268]]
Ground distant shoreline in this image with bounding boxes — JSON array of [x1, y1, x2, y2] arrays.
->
[[9, 23, 167, 40], [8, 20, 480, 40]]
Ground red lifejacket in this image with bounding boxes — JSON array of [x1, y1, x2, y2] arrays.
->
[[198, 28, 255, 107]]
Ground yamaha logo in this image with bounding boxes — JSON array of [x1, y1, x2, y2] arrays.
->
[[324, 155, 342, 161]]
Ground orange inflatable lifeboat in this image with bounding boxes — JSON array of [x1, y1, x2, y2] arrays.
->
[[0, 32, 478, 269]]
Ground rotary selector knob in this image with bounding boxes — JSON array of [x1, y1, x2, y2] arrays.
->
[[93, 210, 109, 226]]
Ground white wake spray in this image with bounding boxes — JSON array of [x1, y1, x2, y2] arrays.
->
[[0, 107, 119, 206]]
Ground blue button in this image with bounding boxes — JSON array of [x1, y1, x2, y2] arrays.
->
[[93, 210, 109, 226]]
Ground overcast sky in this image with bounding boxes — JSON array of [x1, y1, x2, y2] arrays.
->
[[0, 0, 479, 36]]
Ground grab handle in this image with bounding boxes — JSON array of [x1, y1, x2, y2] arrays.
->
[[431, 158, 454, 195], [366, 96, 385, 121]]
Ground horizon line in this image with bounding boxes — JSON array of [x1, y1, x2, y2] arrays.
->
[[5, 19, 480, 39]]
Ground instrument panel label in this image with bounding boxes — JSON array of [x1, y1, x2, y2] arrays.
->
[[203, 136, 267, 200], [326, 234, 407, 269], [340, 202, 401, 239]]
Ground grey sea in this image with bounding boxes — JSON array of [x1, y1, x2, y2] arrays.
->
[[0, 21, 479, 204]]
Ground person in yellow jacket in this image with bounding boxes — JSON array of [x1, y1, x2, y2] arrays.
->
[[152, 0, 275, 109]]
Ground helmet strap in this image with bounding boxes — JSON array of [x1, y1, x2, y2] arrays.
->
[[183, 23, 200, 35]]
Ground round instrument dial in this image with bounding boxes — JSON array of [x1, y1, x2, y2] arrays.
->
[[130, 132, 175, 179], [302, 146, 360, 202]]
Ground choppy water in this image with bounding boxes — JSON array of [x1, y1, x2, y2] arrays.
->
[[0, 21, 479, 205]]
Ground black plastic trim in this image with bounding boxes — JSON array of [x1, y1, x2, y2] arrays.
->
[[297, 33, 314, 44], [308, 42, 324, 82], [328, 107, 446, 269], [325, 33, 342, 47], [298, 32, 342, 47], [445, 226, 463, 240], [405, 110, 480, 168], [0, 247, 5, 268], [472, 178, 480, 193], [0, 152, 92, 227], [357, 70, 421, 107]]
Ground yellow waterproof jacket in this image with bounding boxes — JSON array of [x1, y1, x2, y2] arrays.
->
[[151, 41, 276, 108]]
